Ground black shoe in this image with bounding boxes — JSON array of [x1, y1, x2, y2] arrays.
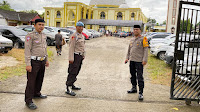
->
[[138, 93, 144, 101], [65, 91, 76, 96], [34, 94, 47, 99], [127, 87, 137, 93], [72, 85, 81, 90], [26, 102, 37, 110]]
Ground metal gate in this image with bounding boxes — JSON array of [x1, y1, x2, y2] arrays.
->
[[170, 0, 200, 105]]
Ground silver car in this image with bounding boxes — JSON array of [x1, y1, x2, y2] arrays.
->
[[17, 25, 58, 46], [44, 26, 70, 42], [0, 34, 13, 53]]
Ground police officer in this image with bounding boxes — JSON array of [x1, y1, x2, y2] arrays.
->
[[125, 25, 149, 101], [25, 19, 49, 110], [66, 21, 86, 96]]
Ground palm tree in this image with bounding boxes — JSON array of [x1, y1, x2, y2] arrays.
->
[[0, 0, 9, 6]]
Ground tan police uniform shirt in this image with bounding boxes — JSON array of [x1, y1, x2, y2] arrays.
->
[[126, 36, 149, 62], [25, 30, 48, 66], [68, 32, 85, 61]]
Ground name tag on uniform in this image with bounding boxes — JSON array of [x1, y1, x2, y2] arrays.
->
[[35, 40, 39, 43]]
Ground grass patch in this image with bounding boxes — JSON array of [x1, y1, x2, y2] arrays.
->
[[0, 47, 54, 81], [147, 51, 172, 86], [47, 47, 54, 62]]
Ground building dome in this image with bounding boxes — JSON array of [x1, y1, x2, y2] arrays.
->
[[119, 2, 129, 8]]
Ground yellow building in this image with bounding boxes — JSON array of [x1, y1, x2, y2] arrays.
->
[[44, 0, 147, 32]]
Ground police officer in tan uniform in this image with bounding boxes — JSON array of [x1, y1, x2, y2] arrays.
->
[[25, 19, 49, 110], [125, 25, 149, 101], [66, 21, 86, 96]]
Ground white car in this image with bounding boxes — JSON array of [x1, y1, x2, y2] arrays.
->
[[88, 29, 101, 38], [83, 28, 93, 39], [45, 26, 70, 42], [176, 52, 200, 77], [0, 34, 13, 53], [150, 36, 175, 60], [150, 34, 175, 48]]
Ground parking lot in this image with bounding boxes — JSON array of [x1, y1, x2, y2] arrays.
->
[[0, 36, 200, 112]]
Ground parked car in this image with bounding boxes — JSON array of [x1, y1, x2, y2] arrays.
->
[[83, 28, 92, 39], [59, 28, 76, 36], [148, 33, 171, 44], [88, 29, 101, 38], [176, 52, 200, 76], [164, 44, 175, 65], [150, 35, 176, 60], [113, 31, 128, 38], [165, 36, 200, 65], [60, 28, 89, 40], [0, 26, 27, 48], [0, 34, 13, 53], [44, 26, 70, 42], [17, 25, 57, 46], [149, 34, 175, 48]]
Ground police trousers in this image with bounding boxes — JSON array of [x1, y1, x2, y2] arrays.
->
[[66, 54, 83, 86], [25, 60, 46, 103], [129, 61, 144, 89]]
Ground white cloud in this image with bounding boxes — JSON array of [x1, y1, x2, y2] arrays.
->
[[0, 0, 168, 23]]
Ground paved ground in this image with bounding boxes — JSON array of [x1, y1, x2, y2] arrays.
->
[[0, 36, 200, 112]]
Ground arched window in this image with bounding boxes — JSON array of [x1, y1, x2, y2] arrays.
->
[[68, 10, 75, 21], [100, 12, 105, 19], [47, 11, 50, 18], [117, 12, 122, 20], [131, 13, 135, 20], [57, 11, 61, 18]]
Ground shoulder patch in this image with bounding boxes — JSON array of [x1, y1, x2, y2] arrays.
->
[[143, 37, 149, 47], [26, 36, 31, 41], [72, 36, 75, 40]]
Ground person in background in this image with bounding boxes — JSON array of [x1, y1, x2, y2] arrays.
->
[[55, 30, 63, 56]]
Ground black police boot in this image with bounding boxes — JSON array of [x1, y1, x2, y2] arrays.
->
[[26, 102, 37, 110], [65, 86, 76, 96], [138, 88, 144, 101], [127, 86, 137, 93], [72, 85, 81, 90]]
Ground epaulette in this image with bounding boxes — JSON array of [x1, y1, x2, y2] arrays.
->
[[143, 36, 149, 47]]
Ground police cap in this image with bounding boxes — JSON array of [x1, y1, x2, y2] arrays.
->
[[35, 19, 45, 25]]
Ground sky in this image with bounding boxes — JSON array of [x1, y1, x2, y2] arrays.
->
[[0, 0, 169, 24]]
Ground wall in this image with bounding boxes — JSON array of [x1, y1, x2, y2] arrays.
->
[[0, 14, 8, 25]]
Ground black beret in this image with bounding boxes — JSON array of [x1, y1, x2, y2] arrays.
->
[[134, 25, 141, 29], [35, 19, 45, 24]]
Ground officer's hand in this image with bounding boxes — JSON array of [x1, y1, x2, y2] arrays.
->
[[142, 61, 147, 66], [125, 59, 129, 64], [69, 61, 74, 64], [26, 66, 32, 72], [83, 56, 85, 60], [46, 61, 49, 67]]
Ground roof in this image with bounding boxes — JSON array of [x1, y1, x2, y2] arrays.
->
[[0, 9, 39, 22], [18, 12, 38, 22], [79, 19, 143, 27], [89, 0, 125, 6]]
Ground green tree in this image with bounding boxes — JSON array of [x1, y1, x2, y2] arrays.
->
[[163, 20, 166, 25], [40, 12, 45, 19], [21, 10, 38, 13], [180, 19, 193, 33], [147, 18, 156, 23], [0, 0, 14, 11]]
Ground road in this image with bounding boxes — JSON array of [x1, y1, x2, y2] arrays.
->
[[0, 36, 199, 112]]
